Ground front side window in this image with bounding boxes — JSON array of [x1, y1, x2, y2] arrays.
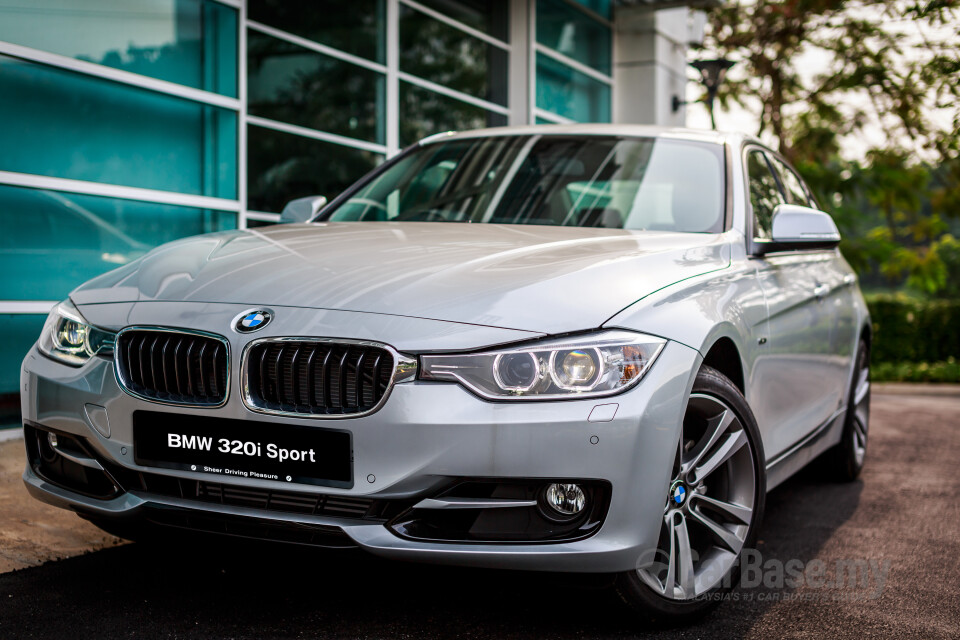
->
[[770, 157, 812, 207], [746, 149, 784, 240], [322, 135, 726, 233]]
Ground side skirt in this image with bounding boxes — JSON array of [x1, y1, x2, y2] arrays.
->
[[765, 408, 846, 491]]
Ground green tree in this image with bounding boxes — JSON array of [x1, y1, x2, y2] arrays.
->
[[698, 0, 960, 296]]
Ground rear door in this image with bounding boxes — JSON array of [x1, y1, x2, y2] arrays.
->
[[746, 148, 846, 459]]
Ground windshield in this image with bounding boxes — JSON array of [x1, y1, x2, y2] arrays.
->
[[320, 135, 726, 232]]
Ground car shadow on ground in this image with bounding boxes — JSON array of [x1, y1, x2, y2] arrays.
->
[[0, 466, 863, 639]]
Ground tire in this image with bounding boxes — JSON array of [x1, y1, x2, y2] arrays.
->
[[824, 338, 870, 482], [615, 365, 766, 625]]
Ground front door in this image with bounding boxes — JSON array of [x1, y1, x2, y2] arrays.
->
[[745, 148, 847, 459]]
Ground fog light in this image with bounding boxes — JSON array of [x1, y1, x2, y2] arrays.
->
[[38, 431, 59, 463], [544, 483, 586, 516]]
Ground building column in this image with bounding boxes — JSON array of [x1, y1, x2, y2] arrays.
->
[[612, 6, 705, 126], [507, 0, 532, 126]]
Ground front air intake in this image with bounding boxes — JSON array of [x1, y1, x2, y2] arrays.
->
[[116, 329, 229, 406]]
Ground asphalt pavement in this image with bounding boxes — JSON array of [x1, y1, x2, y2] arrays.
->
[[1, 390, 958, 639]]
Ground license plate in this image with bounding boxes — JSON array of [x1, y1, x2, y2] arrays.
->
[[133, 411, 353, 488]]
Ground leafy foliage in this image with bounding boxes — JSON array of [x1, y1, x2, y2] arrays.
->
[[866, 294, 960, 363], [699, 1, 960, 297], [872, 359, 960, 382]]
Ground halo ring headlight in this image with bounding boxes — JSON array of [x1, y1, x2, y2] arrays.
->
[[493, 351, 540, 393], [38, 300, 115, 366], [549, 347, 602, 391], [420, 330, 666, 401]]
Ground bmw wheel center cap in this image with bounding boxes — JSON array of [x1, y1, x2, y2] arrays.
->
[[236, 309, 272, 333], [672, 483, 687, 506]]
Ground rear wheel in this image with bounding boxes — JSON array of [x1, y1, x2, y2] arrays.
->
[[825, 338, 870, 481], [615, 366, 765, 623]]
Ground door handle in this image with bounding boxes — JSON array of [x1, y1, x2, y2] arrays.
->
[[814, 283, 830, 300]]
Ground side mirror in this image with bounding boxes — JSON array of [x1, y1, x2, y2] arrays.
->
[[754, 204, 841, 255], [279, 195, 327, 224]]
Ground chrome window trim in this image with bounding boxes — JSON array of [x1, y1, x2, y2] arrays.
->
[[114, 326, 232, 409], [240, 336, 418, 420]]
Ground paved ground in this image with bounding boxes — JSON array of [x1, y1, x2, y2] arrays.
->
[[0, 429, 123, 573], [1, 391, 958, 639]]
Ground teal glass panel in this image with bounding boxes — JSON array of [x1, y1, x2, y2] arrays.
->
[[0, 56, 237, 199], [415, 0, 509, 41], [535, 53, 610, 122], [0, 183, 236, 301], [536, 0, 611, 75], [400, 82, 507, 147], [400, 4, 508, 106], [248, 0, 385, 63], [0, 314, 46, 395], [248, 31, 385, 144], [247, 125, 382, 213], [0, 0, 237, 96]]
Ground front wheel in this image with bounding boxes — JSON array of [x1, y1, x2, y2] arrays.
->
[[615, 366, 766, 624]]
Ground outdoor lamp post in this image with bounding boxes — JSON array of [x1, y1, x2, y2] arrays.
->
[[692, 58, 735, 130], [673, 57, 735, 130]]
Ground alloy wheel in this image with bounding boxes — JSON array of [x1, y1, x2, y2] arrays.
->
[[851, 347, 870, 467], [637, 393, 757, 600]]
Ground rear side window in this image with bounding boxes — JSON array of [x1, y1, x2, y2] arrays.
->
[[771, 157, 812, 207], [746, 149, 784, 240]]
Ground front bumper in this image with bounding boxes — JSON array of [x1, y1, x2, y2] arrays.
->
[[20, 304, 700, 573]]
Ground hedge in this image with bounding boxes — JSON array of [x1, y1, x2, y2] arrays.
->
[[872, 359, 960, 383], [865, 294, 960, 365]]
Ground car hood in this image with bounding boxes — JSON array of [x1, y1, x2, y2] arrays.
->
[[72, 222, 730, 334]]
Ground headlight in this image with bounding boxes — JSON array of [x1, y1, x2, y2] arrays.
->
[[420, 330, 665, 400], [37, 300, 115, 366]]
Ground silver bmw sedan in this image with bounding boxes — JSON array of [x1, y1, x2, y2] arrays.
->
[[20, 125, 871, 622]]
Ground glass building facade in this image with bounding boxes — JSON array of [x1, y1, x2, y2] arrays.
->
[[0, 0, 618, 395]]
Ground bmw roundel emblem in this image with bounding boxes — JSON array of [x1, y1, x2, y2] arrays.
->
[[673, 485, 686, 505], [235, 309, 272, 333]]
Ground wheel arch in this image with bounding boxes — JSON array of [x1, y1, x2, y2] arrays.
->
[[701, 336, 745, 395], [602, 268, 761, 404], [859, 321, 872, 353]]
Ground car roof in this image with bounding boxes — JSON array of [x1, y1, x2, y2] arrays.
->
[[418, 123, 750, 148]]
